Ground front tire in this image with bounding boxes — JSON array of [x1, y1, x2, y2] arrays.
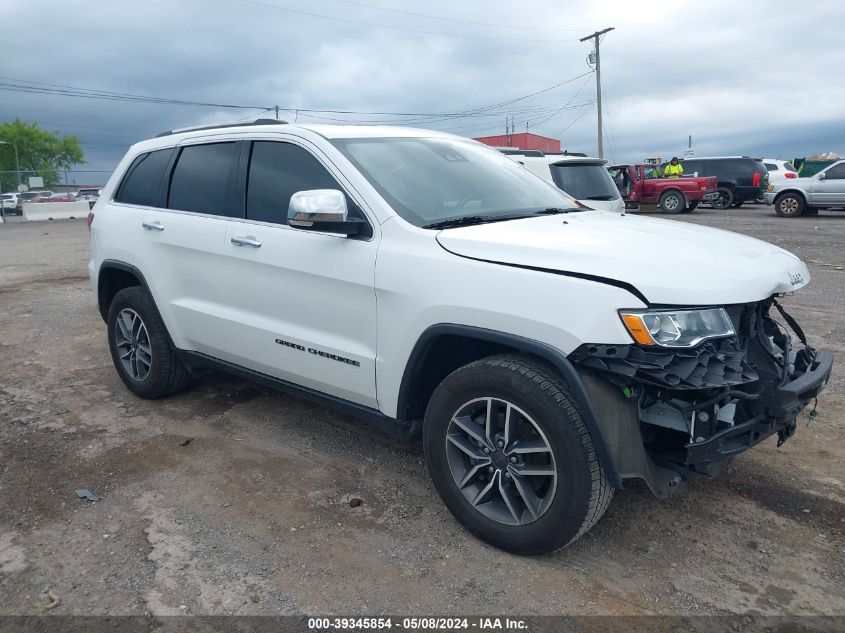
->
[[658, 190, 685, 214], [107, 286, 191, 399], [423, 355, 612, 555], [774, 192, 805, 217]]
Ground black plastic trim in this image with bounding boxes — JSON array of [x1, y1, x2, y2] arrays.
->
[[179, 351, 418, 441], [397, 324, 623, 488], [436, 243, 650, 306], [97, 260, 152, 321]]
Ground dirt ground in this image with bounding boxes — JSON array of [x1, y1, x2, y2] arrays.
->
[[0, 205, 842, 618]]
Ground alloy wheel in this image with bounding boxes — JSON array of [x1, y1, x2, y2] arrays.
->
[[445, 397, 557, 526], [779, 197, 799, 215], [114, 308, 152, 381]]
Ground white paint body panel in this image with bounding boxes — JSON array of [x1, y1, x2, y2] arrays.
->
[[89, 122, 811, 418], [436, 211, 809, 305]]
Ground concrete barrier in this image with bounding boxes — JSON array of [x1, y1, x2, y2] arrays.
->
[[22, 201, 90, 222]]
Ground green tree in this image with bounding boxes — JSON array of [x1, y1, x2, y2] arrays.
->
[[0, 118, 85, 192]]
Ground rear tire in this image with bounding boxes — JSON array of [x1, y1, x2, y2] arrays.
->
[[658, 190, 685, 214], [682, 200, 699, 213], [423, 354, 612, 555], [107, 286, 191, 399], [711, 187, 734, 209], [731, 201, 744, 208], [774, 192, 805, 217]]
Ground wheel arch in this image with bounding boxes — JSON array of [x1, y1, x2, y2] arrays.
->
[[659, 187, 685, 199], [97, 260, 151, 322], [774, 188, 808, 204], [397, 324, 623, 488]]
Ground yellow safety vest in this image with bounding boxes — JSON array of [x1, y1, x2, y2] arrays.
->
[[664, 163, 684, 178]]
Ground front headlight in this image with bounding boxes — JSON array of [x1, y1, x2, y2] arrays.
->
[[619, 307, 735, 348]]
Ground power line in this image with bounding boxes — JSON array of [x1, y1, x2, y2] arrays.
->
[[325, 0, 586, 32], [235, 0, 576, 42], [0, 71, 595, 120]]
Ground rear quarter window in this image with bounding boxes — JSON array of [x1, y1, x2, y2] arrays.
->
[[114, 149, 173, 207], [764, 163, 778, 171]]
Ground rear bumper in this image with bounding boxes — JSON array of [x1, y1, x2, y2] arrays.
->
[[763, 192, 776, 205]]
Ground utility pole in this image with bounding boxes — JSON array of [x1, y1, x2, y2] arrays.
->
[[0, 141, 21, 187], [580, 27, 614, 158]]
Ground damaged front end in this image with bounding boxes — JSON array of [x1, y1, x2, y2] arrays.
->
[[570, 298, 833, 497]]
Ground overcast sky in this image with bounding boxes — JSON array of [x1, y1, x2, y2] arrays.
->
[[2, 0, 843, 183]]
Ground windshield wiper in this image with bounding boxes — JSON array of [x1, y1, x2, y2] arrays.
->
[[535, 207, 579, 214], [423, 214, 536, 229]]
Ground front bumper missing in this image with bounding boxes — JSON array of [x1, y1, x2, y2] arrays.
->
[[685, 350, 831, 463], [570, 300, 833, 482]]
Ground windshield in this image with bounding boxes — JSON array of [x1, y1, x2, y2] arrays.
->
[[548, 163, 620, 200], [331, 137, 581, 227]]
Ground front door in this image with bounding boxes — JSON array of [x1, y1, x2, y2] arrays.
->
[[215, 139, 379, 408], [810, 163, 845, 206]]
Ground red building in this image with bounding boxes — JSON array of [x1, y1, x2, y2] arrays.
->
[[473, 132, 561, 153]]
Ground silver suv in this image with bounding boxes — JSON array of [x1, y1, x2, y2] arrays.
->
[[765, 160, 845, 217]]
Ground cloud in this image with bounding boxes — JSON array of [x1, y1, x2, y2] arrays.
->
[[0, 0, 841, 179]]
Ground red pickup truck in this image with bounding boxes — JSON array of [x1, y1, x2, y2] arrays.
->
[[608, 164, 719, 214]]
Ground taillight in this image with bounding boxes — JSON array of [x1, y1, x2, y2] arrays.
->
[[785, 172, 797, 178], [86, 212, 95, 232], [752, 172, 761, 186]]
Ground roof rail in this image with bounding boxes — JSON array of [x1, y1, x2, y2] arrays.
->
[[156, 118, 288, 138]]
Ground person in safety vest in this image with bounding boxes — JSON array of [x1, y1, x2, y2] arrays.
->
[[664, 157, 684, 178]]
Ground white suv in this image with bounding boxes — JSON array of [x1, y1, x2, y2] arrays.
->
[[89, 120, 832, 554], [502, 150, 625, 213]]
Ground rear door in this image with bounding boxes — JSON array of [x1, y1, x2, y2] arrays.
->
[[215, 137, 379, 408], [137, 139, 242, 355]]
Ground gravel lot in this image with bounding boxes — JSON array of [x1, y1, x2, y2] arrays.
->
[[0, 205, 842, 618]]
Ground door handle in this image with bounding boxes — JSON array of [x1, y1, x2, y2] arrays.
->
[[230, 235, 262, 248], [142, 221, 164, 231]]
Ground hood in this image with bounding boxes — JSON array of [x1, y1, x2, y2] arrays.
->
[[435, 211, 809, 305]]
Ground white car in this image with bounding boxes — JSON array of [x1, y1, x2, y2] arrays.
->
[[88, 120, 832, 554], [503, 150, 625, 213], [762, 158, 798, 184], [1, 193, 17, 211]]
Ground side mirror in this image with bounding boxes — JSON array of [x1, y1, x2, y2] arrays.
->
[[288, 189, 364, 237], [817, 172, 825, 180]]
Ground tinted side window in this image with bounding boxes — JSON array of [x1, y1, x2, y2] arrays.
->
[[681, 160, 701, 175], [246, 141, 366, 228], [115, 149, 172, 207], [168, 142, 239, 215], [728, 159, 753, 177], [824, 163, 845, 179], [764, 163, 778, 171]]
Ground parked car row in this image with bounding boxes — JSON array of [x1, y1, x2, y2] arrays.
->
[[0, 188, 101, 215]]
